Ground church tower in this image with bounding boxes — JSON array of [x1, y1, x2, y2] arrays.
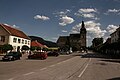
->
[[80, 21, 87, 48]]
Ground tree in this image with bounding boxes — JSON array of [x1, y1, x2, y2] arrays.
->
[[42, 48, 48, 51], [36, 47, 41, 51], [30, 46, 36, 51], [2, 44, 13, 53], [92, 38, 103, 47], [21, 45, 29, 51]]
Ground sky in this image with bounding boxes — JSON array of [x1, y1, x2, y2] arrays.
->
[[0, 0, 120, 46]]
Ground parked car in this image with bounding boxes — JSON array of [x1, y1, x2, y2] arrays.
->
[[47, 51, 59, 57], [28, 52, 47, 60], [2, 51, 22, 61]]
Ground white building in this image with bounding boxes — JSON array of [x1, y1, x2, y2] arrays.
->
[[0, 24, 31, 51], [110, 27, 120, 43]]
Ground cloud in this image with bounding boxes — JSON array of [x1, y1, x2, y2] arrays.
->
[[71, 20, 107, 46], [59, 16, 74, 26], [53, 9, 71, 17], [71, 21, 107, 38], [52, 37, 58, 40], [4, 23, 20, 29], [105, 9, 120, 15], [78, 8, 97, 13], [81, 13, 95, 18], [51, 37, 58, 42], [12, 24, 20, 29], [75, 8, 99, 20], [71, 20, 108, 46], [106, 25, 118, 34], [108, 9, 120, 13], [34, 15, 50, 20], [62, 30, 68, 33], [53, 9, 74, 26]]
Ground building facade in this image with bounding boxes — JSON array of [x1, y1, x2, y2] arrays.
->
[[0, 24, 31, 51], [110, 26, 120, 43], [57, 21, 87, 51]]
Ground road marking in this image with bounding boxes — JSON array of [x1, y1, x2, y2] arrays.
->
[[23, 72, 35, 76], [56, 57, 74, 65], [57, 62, 62, 65], [49, 65, 55, 67], [62, 60, 67, 63], [40, 67, 47, 70], [78, 58, 91, 78], [8, 78, 14, 80]]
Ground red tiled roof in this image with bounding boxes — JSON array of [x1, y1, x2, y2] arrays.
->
[[0, 24, 30, 39], [31, 40, 44, 47]]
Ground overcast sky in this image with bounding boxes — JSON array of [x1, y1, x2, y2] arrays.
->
[[0, 0, 120, 46]]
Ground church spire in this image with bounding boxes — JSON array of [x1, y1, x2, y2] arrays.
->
[[81, 21, 85, 28], [80, 21, 87, 48], [80, 21, 86, 33]]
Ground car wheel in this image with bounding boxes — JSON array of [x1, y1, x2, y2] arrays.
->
[[2, 58, 5, 61], [41, 57, 43, 60], [28, 56, 31, 59], [11, 58, 15, 61], [18, 57, 20, 60]]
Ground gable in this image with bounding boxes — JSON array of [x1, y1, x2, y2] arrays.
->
[[0, 25, 10, 35], [0, 24, 30, 40]]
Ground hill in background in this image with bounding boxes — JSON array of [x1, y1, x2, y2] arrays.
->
[[29, 36, 58, 47]]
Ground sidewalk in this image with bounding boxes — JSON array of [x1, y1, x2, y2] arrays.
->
[[21, 53, 28, 60]]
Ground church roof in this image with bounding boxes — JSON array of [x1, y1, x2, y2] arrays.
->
[[70, 34, 80, 38], [57, 36, 69, 44]]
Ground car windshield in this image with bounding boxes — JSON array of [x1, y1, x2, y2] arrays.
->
[[6, 52, 18, 55], [6, 52, 14, 56]]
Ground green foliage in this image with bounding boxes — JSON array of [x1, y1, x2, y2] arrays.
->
[[21, 45, 29, 50], [36, 47, 41, 50], [42, 48, 48, 51], [30, 46, 36, 51], [2, 44, 13, 53], [92, 38, 103, 47]]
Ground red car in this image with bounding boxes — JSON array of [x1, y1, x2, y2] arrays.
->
[[28, 52, 47, 60]]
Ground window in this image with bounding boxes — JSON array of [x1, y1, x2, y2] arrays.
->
[[25, 40, 27, 44], [28, 41, 30, 45], [22, 39, 24, 44], [18, 39, 21, 43], [13, 38, 17, 43], [0, 36, 5, 42]]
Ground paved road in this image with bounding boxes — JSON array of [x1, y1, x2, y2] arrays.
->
[[0, 52, 120, 80], [80, 52, 120, 80]]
